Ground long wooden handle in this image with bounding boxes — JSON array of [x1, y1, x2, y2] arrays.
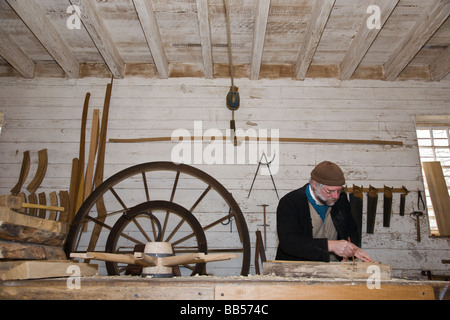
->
[[161, 253, 238, 267], [21, 203, 65, 212], [109, 136, 403, 146], [84, 109, 100, 199], [71, 251, 238, 268], [71, 252, 151, 267], [159, 253, 205, 267]]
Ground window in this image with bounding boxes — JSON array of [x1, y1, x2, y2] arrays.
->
[[416, 116, 450, 236]]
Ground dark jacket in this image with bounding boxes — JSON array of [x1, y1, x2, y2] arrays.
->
[[276, 184, 360, 262]]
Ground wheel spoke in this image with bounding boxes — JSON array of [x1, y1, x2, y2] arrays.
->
[[162, 171, 180, 241], [189, 185, 211, 212], [172, 246, 204, 254], [109, 187, 128, 210], [202, 212, 234, 233], [142, 172, 150, 201], [181, 264, 195, 272], [161, 211, 170, 240], [85, 216, 144, 245], [171, 230, 196, 246], [131, 217, 152, 242], [170, 171, 180, 202], [164, 217, 186, 242], [117, 265, 128, 273]]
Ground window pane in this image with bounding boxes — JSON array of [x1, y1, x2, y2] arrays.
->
[[432, 130, 447, 138], [416, 130, 431, 138], [443, 168, 450, 177], [434, 139, 449, 146], [435, 148, 450, 160], [419, 148, 434, 157], [418, 139, 432, 146]]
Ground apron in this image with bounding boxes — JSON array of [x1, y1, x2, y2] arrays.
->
[[309, 202, 339, 261]]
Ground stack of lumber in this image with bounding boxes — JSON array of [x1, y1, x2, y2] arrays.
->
[[0, 199, 97, 281], [0, 84, 113, 281]]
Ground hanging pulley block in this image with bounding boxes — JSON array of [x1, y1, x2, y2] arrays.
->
[[226, 86, 240, 111]]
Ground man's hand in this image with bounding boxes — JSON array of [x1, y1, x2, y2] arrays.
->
[[328, 240, 374, 262], [353, 247, 374, 262]]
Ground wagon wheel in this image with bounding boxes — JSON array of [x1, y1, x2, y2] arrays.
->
[[65, 162, 250, 276], [105, 200, 207, 276]]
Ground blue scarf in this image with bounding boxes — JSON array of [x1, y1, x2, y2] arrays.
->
[[306, 184, 328, 222]]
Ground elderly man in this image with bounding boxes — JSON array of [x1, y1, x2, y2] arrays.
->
[[276, 161, 373, 262]]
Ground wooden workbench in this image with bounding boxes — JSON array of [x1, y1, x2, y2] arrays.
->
[[0, 275, 448, 300]]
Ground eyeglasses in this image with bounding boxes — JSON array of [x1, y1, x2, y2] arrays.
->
[[322, 187, 344, 195]]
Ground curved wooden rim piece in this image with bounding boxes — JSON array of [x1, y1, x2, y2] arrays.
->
[[26, 149, 48, 194], [10, 150, 30, 195]]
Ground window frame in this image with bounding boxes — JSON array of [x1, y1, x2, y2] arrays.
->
[[415, 116, 450, 237]]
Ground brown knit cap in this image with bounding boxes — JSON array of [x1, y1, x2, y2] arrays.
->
[[311, 161, 345, 186]]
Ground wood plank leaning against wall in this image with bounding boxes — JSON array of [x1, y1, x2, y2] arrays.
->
[[0, 76, 449, 278]]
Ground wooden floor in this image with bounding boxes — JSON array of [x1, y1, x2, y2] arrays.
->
[[0, 275, 448, 300]]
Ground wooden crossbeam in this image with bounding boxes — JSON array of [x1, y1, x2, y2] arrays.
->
[[69, 0, 125, 79], [0, 27, 35, 78], [133, 0, 169, 79], [384, 0, 450, 81], [250, 0, 271, 80], [340, 0, 398, 80], [429, 46, 450, 81], [6, 0, 79, 78], [295, 0, 335, 80], [196, 0, 213, 79]]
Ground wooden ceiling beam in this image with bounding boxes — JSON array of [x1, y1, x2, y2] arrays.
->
[[0, 26, 35, 79], [339, 0, 398, 81], [196, 0, 213, 79], [5, 0, 79, 78], [295, 0, 335, 80], [132, 0, 169, 79], [69, 0, 125, 79], [384, 0, 450, 81], [429, 46, 450, 81], [250, 0, 270, 80]]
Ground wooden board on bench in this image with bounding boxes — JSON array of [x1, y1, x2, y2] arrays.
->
[[263, 260, 391, 280], [0, 260, 98, 281]]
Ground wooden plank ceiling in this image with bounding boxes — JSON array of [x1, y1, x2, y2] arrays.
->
[[0, 0, 449, 81]]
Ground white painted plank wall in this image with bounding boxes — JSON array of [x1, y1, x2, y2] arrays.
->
[[0, 77, 449, 278]]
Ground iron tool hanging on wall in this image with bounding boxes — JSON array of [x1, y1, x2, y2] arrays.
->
[[399, 186, 409, 216], [383, 186, 393, 227], [366, 185, 378, 234], [247, 152, 279, 200], [349, 185, 363, 243], [224, 0, 240, 146], [410, 190, 426, 242]]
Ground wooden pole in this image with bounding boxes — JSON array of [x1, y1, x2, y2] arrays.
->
[[109, 135, 403, 146]]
